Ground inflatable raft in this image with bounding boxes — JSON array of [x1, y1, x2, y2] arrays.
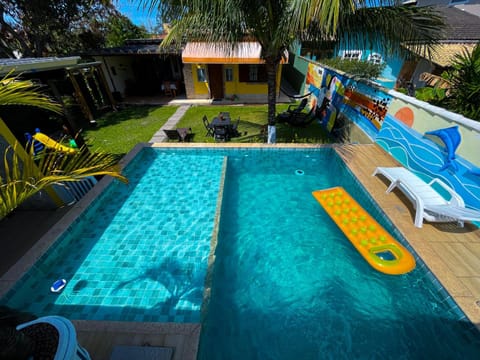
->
[[312, 187, 415, 275]]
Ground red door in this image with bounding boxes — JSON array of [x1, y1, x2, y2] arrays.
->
[[208, 64, 224, 100]]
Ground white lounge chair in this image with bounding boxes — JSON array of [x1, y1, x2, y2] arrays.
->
[[16, 315, 91, 360], [372, 166, 480, 228]]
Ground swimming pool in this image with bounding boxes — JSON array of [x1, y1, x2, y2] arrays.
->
[[2, 146, 480, 358], [2, 148, 225, 323]]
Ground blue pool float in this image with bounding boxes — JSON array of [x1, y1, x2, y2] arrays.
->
[[51, 279, 67, 293]]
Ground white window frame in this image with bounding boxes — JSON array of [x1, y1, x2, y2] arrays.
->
[[341, 50, 362, 61], [196, 67, 206, 82], [367, 52, 383, 65], [225, 67, 233, 82]]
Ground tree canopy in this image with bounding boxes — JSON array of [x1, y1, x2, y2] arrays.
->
[[138, 0, 446, 140], [0, 0, 148, 58]]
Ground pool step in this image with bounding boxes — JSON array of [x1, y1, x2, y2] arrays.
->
[[110, 345, 173, 360]]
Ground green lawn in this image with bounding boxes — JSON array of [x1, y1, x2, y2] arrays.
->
[[83, 105, 178, 156], [176, 104, 330, 143], [84, 103, 330, 155]]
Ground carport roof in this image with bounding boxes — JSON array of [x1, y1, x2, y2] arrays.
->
[[0, 56, 80, 75], [87, 39, 180, 56]]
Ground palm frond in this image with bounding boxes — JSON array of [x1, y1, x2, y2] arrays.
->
[[0, 143, 127, 219], [419, 72, 452, 91], [0, 71, 62, 114], [335, 5, 445, 58]]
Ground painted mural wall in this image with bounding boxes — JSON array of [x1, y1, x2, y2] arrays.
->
[[302, 59, 480, 211], [377, 92, 480, 210], [304, 62, 392, 141]]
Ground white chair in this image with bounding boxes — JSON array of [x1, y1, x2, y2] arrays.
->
[[16, 315, 91, 360], [372, 166, 480, 228]]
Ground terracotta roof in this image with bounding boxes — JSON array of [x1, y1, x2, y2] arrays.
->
[[182, 42, 288, 64]]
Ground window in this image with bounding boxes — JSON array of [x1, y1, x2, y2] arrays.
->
[[449, 0, 469, 5], [196, 67, 206, 82], [239, 65, 267, 82], [367, 53, 382, 65], [225, 68, 233, 82], [341, 50, 362, 61], [249, 65, 259, 81]]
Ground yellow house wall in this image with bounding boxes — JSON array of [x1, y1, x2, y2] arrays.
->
[[188, 63, 283, 98], [224, 64, 282, 95], [191, 64, 210, 95]]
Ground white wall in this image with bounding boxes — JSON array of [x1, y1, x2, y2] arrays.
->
[[94, 56, 135, 97]]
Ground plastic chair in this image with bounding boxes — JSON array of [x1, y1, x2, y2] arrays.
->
[[16, 315, 91, 359]]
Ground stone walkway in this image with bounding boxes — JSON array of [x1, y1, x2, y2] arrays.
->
[[149, 105, 191, 143]]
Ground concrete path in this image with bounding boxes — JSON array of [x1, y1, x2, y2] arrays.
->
[[150, 105, 191, 143]]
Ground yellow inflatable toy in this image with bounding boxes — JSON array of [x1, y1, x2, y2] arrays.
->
[[33, 132, 77, 155], [312, 187, 415, 275]]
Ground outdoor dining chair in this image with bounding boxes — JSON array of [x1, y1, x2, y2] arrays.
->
[[231, 117, 241, 137], [213, 125, 228, 142], [203, 115, 214, 137], [163, 128, 193, 142]]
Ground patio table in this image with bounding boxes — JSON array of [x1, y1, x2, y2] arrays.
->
[[210, 117, 232, 141]]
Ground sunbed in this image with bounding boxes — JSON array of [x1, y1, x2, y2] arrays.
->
[[372, 166, 480, 228]]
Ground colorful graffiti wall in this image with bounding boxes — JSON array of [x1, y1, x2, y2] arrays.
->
[[304, 63, 392, 140], [302, 58, 480, 211]]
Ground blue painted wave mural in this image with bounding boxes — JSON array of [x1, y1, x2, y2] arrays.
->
[[376, 115, 480, 210]]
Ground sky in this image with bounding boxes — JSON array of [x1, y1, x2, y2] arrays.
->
[[114, 0, 159, 30]]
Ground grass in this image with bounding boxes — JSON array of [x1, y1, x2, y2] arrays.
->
[[176, 104, 330, 143], [83, 105, 178, 156], [84, 103, 330, 155]]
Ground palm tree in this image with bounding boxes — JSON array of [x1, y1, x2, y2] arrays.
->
[[418, 42, 480, 121], [0, 73, 128, 219], [139, 0, 445, 142]]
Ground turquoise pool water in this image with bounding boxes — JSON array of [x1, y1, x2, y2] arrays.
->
[[2, 148, 224, 322], [2, 147, 480, 359]]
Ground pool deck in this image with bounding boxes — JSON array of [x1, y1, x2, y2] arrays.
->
[[1, 143, 480, 359], [339, 143, 480, 329]]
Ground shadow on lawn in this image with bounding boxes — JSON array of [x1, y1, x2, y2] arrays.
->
[[233, 119, 330, 143], [93, 105, 159, 128]]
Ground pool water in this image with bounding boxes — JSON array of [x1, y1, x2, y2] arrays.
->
[[197, 149, 480, 359], [2, 149, 224, 322], [2, 147, 480, 359]]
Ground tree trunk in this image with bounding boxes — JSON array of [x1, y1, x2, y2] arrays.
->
[[266, 61, 278, 143], [266, 61, 278, 126]]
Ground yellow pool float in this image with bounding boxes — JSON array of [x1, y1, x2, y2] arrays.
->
[[33, 132, 77, 155], [312, 187, 415, 275]]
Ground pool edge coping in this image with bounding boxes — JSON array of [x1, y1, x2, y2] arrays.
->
[[1, 142, 479, 348]]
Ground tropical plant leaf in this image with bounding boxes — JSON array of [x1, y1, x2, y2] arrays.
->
[[0, 143, 128, 219], [0, 71, 62, 114]]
